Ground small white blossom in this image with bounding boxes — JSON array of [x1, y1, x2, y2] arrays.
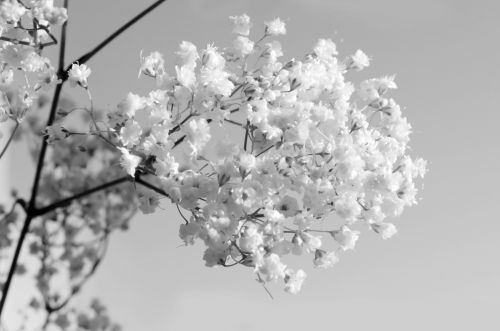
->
[[68, 63, 91, 88], [177, 41, 199, 68], [229, 13, 252, 36], [139, 51, 165, 78], [265, 18, 286, 36], [233, 36, 254, 56], [314, 38, 338, 59], [186, 117, 211, 156], [118, 147, 141, 177], [117, 92, 145, 118], [284, 269, 307, 294], [313, 250, 339, 269], [332, 226, 360, 251], [0, 0, 26, 24], [347, 49, 370, 71], [256, 253, 287, 282], [120, 120, 142, 147], [175, 65, 196, 88], [371, 222, 398, 240]]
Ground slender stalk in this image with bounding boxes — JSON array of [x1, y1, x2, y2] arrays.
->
[[0, 122, 19, 160], [243, 120, 250, 151]]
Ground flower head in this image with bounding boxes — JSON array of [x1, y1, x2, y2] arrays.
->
[[229, 14, 252, 36], [118, 147, 142, 177], [68, 63, 91, 88], [265, 18, 286, 36]]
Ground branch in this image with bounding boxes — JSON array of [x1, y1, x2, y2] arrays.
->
[[0, 215, 31, 318], [45, 236, 109, 314], [135, 177, 170, 198], [243, 120, 250, 151], [0, 122, 19, 160], [67, 0, 167, 71], [0, 0, 69, 318], [33, 176, 131, 216], [1, 0, 170, 318]]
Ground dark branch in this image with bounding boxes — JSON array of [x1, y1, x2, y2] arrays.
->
[[67, 0, 167, 72], [0, 0, 69, 317], [33, 176, 131, 216], [135, 177, 170, 198]]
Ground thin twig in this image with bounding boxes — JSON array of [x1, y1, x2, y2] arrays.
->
[[135, 177, 169, 198], [243, 120, 250, 151], [0, 122, 19, 160], [67, 0, 167, 71]]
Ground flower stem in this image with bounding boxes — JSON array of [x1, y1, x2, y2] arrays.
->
[[68, 0, 167, 70], [0, 0, 69, 318], [0, 122, 19, 160]]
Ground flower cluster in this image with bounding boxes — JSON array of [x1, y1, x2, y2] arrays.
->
[[0, 5, 428, 331], [0, 0, 67, 136], [106, 14, 427, 294]]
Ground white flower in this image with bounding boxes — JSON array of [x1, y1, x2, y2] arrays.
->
[[332, 226, 360, 251], [199, 67, 234, 96], [177, 41, 199, 69], [175, 65, 196, 88], [117, 92, 145, 118], [44, 123, 67, 144], [229, 14, 252, 36], [0, 0, 26, 24], [358, 75, 398, 101], [313, 249, 339, 269], [284, 269, 307, 294], [232, 36, 254, 56], [265, 18, 286, 36], [277, 195, 300, 217], [154, 153, 179, 176], [202, 44, 226, 70], [68, 63, 91, 88], [120, 119, 142, 147], [139, 51, 165, 78], [334, 194, 362, 220], [118, 147, 141, 177], [314, 38, 338, 59], [371, 222, 397, 240], [239, 153, 256, 172], [348, 49, 370, 71], [256, 253, 287, 282], [179, 222, 200, 245], [300, 232, 322, 253], [239, 224, 263, 253], [186, 117, 211, 156]]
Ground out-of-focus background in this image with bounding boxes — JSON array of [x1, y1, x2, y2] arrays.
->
[[1, 0, 499, 330]]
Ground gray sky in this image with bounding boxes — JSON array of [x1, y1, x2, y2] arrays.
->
[[2, 0, 500, 330]]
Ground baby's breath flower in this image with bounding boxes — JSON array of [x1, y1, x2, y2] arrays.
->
[[139, 51, 165, 78], [265, 18, 286, 36], [229, 13, 252, 36], [371, 222, 398, 240], [347, 49, 370, 71], [118, 147, 141, 177], [68, 63, 91, 88], [332, 226, 360, 251], [284, 269, 307, 294]]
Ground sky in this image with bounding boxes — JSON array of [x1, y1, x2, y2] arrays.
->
[[1, 0, 500, 330]]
